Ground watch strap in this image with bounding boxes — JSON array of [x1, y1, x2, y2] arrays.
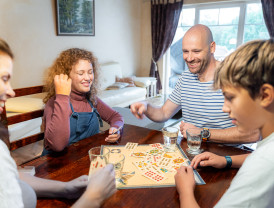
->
[[225, 156, 232, 168]]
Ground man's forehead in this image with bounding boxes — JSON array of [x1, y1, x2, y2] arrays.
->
[[182, 36, 208, 50]]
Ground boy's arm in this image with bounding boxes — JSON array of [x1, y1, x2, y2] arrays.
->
[[175, 166, 200, 208], [191, 152, 250, 169], [231, 154, 249, 168]]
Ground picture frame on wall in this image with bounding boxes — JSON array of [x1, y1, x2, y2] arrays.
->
[[56, 0, 95, 36]]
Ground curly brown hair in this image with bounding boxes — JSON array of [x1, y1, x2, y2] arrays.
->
[[43, 48, 99, 105]]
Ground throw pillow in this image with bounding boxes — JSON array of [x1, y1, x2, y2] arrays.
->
[[106, 82, 129, 90], [116, 77, 136, 87]]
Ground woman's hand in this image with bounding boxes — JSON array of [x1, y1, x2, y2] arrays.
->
[[191, 152, 227, 169], [105, 127, 121, 143], [64, 175, 89, 199], [54, 74, 72, 96], [72, 164, 116, 208]]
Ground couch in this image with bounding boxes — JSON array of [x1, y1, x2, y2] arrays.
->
[[98, 62, 156, 107]]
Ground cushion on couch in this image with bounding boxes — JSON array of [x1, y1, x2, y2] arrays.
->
[[106, 82, 129, 90], [99, 62, 123, 91], [116, 77, 135, 87]]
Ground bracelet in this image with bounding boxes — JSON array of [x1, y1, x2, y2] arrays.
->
[[225, 156, 232, 169]]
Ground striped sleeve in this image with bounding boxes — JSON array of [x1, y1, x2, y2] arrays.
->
[[169, 70, 234, 129]]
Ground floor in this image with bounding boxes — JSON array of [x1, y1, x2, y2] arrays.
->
[[104, 94, 183, 131]]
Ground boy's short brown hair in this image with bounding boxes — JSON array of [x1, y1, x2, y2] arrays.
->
[[214, 39, 274, 99]]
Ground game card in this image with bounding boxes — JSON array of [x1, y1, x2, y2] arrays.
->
[[142, 170, 166, 183], [131, 152, 147, 158], [125, 142, 138, 151], [150, 143, 164, 150], [173, 157, 188, 165], [147, 148, 163, 155], [133, 160, 151, 172], [157, 157, 172, 168]]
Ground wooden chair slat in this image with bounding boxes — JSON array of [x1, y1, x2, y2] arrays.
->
[[1, 85, 45, 151], [13, 85, 44, 97], [7, 109, 44, 125], [10, 132, 45, 151]]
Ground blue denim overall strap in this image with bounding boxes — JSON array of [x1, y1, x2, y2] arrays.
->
[[69, 99, 103, 144]]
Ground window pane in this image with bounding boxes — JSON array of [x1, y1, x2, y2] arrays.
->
[[172, 26, 190, 44], [209, 25, 238, 51], [246, 3, 264, 24], [219, 7, 240, 25], [244, 25, 270, 42], [180, 8, 195, 26], [200, 9, 219, 25]]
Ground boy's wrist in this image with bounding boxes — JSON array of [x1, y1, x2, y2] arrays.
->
[[224, 156, 232, 168]]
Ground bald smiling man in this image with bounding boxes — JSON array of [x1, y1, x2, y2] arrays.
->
[[130, 24, 260, 144]]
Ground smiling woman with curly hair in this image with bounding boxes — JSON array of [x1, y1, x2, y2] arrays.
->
[[42, 48, 124, 155]]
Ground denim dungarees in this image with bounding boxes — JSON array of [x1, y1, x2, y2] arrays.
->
[[42, 99, 103, 155], [68, 100, 103, 144]]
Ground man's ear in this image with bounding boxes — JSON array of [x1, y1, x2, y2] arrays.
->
[[260, 84, 274, 108], [210, 41, 216, 54]]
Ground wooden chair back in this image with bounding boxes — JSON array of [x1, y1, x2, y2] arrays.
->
[[1, 85, 45, 151]]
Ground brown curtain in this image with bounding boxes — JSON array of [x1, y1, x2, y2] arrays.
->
[[150, 0, 184, 94], [261, 0, 274, 38]]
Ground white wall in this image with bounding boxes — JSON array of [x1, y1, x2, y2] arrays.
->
[[0, 0, 144, 88]]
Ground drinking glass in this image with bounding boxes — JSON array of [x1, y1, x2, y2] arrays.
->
[[107, 149, 125, 185], [162, 127, 179, 152], [88, 146, 110, 176], [186, 128, 202, 155]]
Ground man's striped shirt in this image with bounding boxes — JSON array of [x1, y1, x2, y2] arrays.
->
[[169, 70, 234, 129]]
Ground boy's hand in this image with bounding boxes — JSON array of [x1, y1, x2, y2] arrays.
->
[[191, 152, 227, 169], [54, 74, 72, 95], [175, 166, 196, 195]]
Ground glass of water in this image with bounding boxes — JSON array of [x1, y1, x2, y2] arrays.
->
[[162, 127, 179, 152], [88, 146, 110, 177], [186, 128, 202, 155], [107, 149, 125, 185]]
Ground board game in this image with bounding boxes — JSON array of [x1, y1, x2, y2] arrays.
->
[[98, 143, 205, 189]]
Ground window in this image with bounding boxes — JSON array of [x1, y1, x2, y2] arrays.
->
[[167, 1, 269, 93]]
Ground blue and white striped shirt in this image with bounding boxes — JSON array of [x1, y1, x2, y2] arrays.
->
[[169, 70, 234, 129]]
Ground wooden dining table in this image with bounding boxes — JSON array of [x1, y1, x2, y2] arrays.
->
[[23, 124, 251, 208]]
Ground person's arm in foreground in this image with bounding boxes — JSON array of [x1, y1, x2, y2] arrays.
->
[[174, 166, 199, 208], [72, 164, 116, 208], [180, 122, 260, 143], [19, 172, 88, 199], [130, 99, 181, 122], [20, 164, 116, 208], [190, 152, 250, 169]]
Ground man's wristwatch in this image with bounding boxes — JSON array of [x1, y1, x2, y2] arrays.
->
[[202, 128, 210, 141]]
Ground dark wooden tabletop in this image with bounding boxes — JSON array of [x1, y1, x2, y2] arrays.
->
[[23, 124, 251, 208]]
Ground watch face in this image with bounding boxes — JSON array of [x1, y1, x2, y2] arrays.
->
[[202, 129, 209, 138]]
